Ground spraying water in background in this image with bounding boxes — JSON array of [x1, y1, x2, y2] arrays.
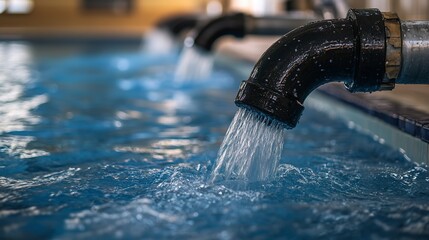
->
[[211, 107, 287, 182], [174, 46, 214, 82]]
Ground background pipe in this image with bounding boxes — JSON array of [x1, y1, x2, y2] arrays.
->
[[190, 12, 320, 51], [156, 14, 202, 37], [190, 13, 247, 51], [189, 0, 349, 51]]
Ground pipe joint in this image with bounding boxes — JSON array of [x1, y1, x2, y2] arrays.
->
[[344, 9, 387, 92], [382, 12, 401, 88]]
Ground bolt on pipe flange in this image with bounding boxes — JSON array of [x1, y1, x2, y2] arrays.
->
[[382, 12, 401, 90]]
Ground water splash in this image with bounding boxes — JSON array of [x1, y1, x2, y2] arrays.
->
[[211, 107, 287, 182], [174, 47, 214, 82]]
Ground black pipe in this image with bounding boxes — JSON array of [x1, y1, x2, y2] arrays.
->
[[235, 9, 388, 129], [156, 14, 202, 37], [190, 12, 319, 51], [191, 13, 247, 51]]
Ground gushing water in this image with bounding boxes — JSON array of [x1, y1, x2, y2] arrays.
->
[[211, 107, 287, 182], [174, 47, 214, 82]]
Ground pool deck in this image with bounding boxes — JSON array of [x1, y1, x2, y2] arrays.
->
[[217, 36, 429, 165]]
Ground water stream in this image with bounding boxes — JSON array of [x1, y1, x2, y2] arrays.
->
[[174, 47, 214, 82], [211, 107, 287, 182]]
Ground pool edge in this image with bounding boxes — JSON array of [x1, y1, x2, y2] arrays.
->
[[307, 91, 429, 165]]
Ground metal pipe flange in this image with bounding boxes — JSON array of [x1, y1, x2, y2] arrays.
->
[[382, 12, 401, 90]]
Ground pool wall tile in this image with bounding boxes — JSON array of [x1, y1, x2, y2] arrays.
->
[[307, 91, 429, 164], [317, 83, 429, 151]]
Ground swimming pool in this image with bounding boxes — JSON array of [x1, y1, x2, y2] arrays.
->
[[0, 40, 428, 239]]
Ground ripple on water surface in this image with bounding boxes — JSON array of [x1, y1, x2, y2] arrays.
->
[[0, 41, 428, 239]]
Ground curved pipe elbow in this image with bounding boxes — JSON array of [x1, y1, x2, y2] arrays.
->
[[236, 9, 390, 129], [189, 13, 318, 51], [156, 14, 201, 37], [190, 13, 247, 51]]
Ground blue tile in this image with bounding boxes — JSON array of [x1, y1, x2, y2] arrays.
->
[[421, 124, 429, 143], [402, 116, 416, 136]]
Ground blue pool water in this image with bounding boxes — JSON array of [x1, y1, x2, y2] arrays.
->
[[0, 41, 429, 239]]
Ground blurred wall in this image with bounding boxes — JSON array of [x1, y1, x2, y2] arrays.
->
[[0, 0, 428, 37], [0, 0, 202, 35], [365, 0, 429, 20]]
